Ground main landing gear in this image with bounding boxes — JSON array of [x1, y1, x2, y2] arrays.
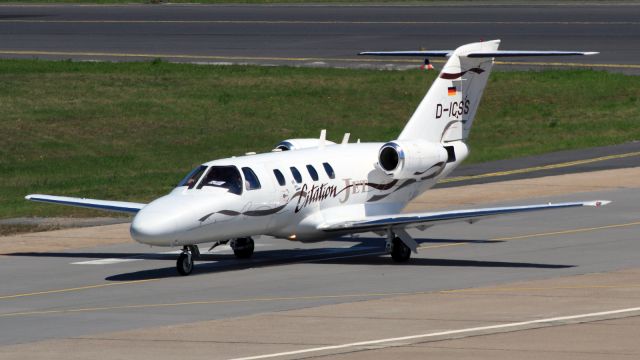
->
[[230, 237, 255, 259], [385, 228, 418, 263], [176, 237, 255, 276], [388, 236, 411, 262]]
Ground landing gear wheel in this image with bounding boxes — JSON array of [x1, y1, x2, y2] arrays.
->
[[232, 237, 255, 259], [391, 237, 411, 262], [176, 252, 194, 275]]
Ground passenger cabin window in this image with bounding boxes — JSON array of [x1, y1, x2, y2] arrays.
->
[[197, 166, 243, 195], [178, 165, 208, 189], [290, 167, 303, 183], [306, 165, 319, 181], [323, 162, 335, 179], [242, 167, 261, 190], [273, 169, 286, 186]]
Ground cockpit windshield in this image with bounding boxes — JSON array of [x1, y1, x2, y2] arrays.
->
[[177, 165, 207, 189], [197, 166, 243, 195]]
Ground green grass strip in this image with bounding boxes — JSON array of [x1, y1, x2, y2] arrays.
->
[[1, 59, 638, 218]]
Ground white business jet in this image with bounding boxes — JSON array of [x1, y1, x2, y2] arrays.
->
[[27, 40, 607, 275]]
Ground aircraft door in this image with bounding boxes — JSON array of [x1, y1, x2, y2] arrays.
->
[[240, 164, 281, 232]]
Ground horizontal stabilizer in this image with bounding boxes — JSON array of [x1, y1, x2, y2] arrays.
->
[[467, 50, 599, 58], [358, 50, 452, 57], [359, 50, 597, 58], [319, 200, 611, 232], [25, 194, 146, 214]]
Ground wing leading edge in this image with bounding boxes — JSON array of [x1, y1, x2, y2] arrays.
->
[[319, 200, 610, 232], [25, 194, 146, 214]]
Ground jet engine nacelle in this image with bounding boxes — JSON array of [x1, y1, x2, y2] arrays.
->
[[274, 139, 337, 151], [378, 139, 449, 179]]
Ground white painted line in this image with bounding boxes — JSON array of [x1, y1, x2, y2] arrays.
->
[[71, 258, 139, 265], [70, 244, 374, 266], [227, 306, 640, 360], [71, 250, 182, 265], [71, 245, 274, 265]]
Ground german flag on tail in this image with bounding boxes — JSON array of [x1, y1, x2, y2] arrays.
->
[[447, 86, 457, 96]]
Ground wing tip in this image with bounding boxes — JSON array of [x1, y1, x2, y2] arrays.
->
[[584, 200, 612, 207]]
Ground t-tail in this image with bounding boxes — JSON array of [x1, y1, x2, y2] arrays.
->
[[360, 39, 598, 144], [400, 40, 498, 143]]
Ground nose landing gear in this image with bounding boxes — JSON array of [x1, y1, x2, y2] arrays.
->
[[177, 245, 199, 276]]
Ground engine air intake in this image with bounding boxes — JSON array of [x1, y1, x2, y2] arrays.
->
[[377, 140, 449, 179], [379, 144, 402, 172]]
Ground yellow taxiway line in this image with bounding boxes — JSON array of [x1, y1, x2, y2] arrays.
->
[[4, 280, 640, 319], [418, 220, 640, 250], [3, 280, 640, 319], [440, 151, 640, 184], [493, 220, 640, 241], [0, 279, 159, 300]]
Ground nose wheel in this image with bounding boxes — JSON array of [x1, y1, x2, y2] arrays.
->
[[177, 245, 199, 276]]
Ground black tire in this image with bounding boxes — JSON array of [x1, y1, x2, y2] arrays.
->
[[177, 252, 194, 275], [233, 237, 255, 259], [391, 237, 411, 262]]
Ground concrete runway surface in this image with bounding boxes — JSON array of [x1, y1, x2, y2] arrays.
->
[[1, 166, 640, 359], [1, 3, 639, 72]]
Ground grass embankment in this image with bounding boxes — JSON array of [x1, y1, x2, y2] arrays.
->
[[1, 60, 639, 219]]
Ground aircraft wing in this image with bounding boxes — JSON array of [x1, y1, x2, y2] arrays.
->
[[318, 200, 610, 232], [25, 194, 146, 214]]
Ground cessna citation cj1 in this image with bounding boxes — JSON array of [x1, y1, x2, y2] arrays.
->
[[27, 40, 608, 275]]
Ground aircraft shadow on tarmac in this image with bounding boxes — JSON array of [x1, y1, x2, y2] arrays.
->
[[102, 254, 572, 281], [5, 237, 573, 281]]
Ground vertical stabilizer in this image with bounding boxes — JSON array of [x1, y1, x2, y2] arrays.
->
[[398, 40, 499, 143]]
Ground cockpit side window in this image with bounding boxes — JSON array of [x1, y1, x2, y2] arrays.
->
[[197, 166, 243, 195], [177, 165, 207, 189], [290, 167, 302, 183], [323, 162, 335, 179], [242, 167, 261, 190], [306, 165, 319, 181], [273, 169, 286, 186]]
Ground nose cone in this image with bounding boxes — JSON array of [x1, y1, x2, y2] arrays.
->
[[130, 191, 236, 246], [130, 195, 184, 245], [130, 210, 178, 245]]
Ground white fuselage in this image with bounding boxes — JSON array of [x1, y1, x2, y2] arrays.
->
[[130, 141, 468, 247]]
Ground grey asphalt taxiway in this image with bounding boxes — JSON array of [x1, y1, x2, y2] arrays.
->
[[1, 3, 640, 72], [2, 173, 640, 356]]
